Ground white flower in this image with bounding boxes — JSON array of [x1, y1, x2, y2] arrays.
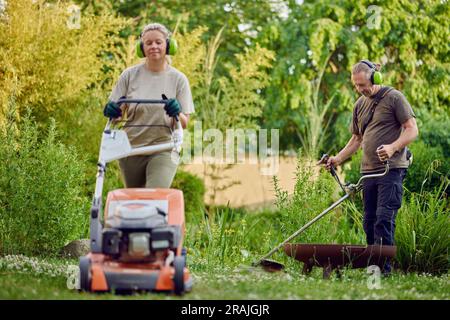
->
[[223, 3, 233, 12], [300, 58, 307, 64], [288, 65, 295, 75]]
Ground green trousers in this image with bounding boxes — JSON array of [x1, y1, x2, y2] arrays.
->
[[118, 151, 179, 188]]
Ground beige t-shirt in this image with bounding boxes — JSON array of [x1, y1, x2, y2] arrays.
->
[[109, 63, 195, 147], [351, 87, 415, 173]]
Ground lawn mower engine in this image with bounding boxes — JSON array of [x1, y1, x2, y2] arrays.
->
[[102, 202, 181, 263]]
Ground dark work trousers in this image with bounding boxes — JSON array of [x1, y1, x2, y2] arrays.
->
[[362, 168, 407, 272]]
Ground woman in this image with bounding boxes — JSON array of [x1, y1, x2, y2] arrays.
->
[[103, 23, 194, 188]]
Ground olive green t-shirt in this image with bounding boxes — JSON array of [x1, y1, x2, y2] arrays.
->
[[108, 63, 195, 148], [351, 87, 415, 173]]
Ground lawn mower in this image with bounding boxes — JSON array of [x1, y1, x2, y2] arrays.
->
[[253, 155, 396, 277], [79, 98, 192, 295]]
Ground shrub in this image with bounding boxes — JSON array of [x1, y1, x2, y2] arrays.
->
[[0, 0, 131, 123], [406, 141, 449, 194], [417, 111, 450, 158], [0, 111, 89, 256], [171, 169, 206, 223]]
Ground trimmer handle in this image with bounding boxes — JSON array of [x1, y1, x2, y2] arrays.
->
[[318, 153, 346, 194], [318, 153, 338, 175], [317, 153, 330, 166]]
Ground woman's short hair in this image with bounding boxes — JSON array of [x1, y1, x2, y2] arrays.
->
[[141, 23, 171, 40]]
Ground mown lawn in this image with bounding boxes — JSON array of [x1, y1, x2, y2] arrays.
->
[[0, 256, 448, 300]]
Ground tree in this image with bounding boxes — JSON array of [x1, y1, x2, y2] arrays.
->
[[261, 0, 449, 155], [0, 0, 131, 124]]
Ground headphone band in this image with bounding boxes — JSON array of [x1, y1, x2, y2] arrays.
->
[[360, 60, 376, 70]]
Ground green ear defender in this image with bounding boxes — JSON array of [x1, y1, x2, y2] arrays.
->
[[136, 35, 178, 58], [360, 60, 383, 85]]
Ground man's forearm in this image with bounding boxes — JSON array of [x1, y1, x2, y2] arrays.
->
[[336, 135, 361, 164], [391, 127, 418, 152]]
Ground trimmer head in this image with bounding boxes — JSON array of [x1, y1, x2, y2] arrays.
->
[[253, 259, 285, 272]]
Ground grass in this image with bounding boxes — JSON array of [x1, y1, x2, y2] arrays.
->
[[0, 255, 448, 300], [0, 157, 447, 300]]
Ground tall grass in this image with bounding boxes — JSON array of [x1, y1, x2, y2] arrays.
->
[[395, 178, 449, 275], [185, 157, 448, 276], [185, 206, 280, 270], [185, 156, 369, 271]]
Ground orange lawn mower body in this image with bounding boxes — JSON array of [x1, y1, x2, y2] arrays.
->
[[79, 99, 192, 295]]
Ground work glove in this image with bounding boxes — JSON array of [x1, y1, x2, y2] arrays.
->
[[103, 101, 122, 119], [162, 94, 181, 118]]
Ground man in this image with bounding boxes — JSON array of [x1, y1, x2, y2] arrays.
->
[[326, 60, 418, 275]]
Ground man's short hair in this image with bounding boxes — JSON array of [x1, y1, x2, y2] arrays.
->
[[352, 61, 381, 80]]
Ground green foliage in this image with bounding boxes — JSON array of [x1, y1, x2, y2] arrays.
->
[[416, 110, 450, 158], [186, 207, 248, 268], [193, 28, 275, 131], [84, 0, 278, 71], [342, 150, 363, 187], [274, 156, 349, 243], [0, 111, 89, 256], [0, 0, 131, 124], [176, 27, 275, 205], [406, 141, 449, 194], [262, 0, 449, 151], [395, 179, 449, 275], [171, 169, 206, 223]]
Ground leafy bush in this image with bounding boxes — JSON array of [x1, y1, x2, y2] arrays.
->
[[171, 169, 206, 223], [406, 141, 449, 194], [0, 111, 89, 256], [0, 0, 131, 124], [417, 111, 450, 159], [395, 178, 449, 275]]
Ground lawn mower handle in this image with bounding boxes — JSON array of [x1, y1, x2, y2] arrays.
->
[[116, 98, 179, 121], [105, 98, 181, 132]]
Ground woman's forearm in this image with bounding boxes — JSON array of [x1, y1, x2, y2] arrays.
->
[[174, 113, 189, 129]]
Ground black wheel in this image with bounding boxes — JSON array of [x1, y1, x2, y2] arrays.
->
[[79, 256, 91, 292], [173, 256, 185, 295]]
